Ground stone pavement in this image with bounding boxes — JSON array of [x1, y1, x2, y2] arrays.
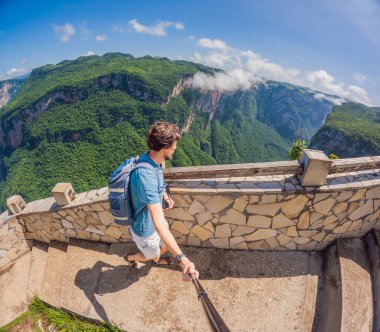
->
[[0, 252, 31, 327], [27, 241, 49, 301], [7, 238, 371, 331], [39, 241, 68, 307], [0, 239, 324, 330], [49, 240, 322, 331]]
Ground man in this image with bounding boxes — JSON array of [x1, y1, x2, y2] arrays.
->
[[125, 122, 199, 282]]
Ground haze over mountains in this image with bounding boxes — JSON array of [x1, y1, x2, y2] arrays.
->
[[0, 53, 378, 207]]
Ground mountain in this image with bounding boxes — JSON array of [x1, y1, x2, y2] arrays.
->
[[0, 53, 339, 207], [310, 102, 380, 157], [0, 77, 27, 109], [255, 81, 341, 141]]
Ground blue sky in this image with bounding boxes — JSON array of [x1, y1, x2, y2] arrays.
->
[[1, 0, 379, 105]]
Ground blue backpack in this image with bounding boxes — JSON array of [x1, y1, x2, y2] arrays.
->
[[108, 156, 158, 225]]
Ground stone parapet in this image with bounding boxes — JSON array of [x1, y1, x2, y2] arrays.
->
[[0, 162, 379, 268], [164, 170, 380, 251], [0, 210, 31, 267]]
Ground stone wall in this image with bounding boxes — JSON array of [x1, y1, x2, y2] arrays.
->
[[166, 171, 380, 250], [0, 210, 31, 267], [1, 165, 380, 268]]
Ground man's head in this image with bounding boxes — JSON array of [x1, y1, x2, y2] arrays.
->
[[147, 122, 181, 160]]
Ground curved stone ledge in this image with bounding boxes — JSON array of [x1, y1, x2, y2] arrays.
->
[[0, 210, 31, 267], [1, 163, 380, 268]]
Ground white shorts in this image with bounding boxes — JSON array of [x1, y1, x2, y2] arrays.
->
[[129, 222, 169, 260]]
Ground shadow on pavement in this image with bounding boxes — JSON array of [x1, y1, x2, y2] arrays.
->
[[75, 244, 323, 324]]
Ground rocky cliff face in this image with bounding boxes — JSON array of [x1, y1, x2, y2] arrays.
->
[[194, 90, 222, 119], [0, 87, 87, 151], [0, 53, 350, 207], [0, 55, 340, 157], [97, 73, 165, 104], [0, 79, 24, 109], [0, 72, 168, 153], [166, 77, 192, 104], [310, 127, 380, 157], [255, 81, 335, 141], [184, 81, 335, 143], [309, 102, 380, 158]]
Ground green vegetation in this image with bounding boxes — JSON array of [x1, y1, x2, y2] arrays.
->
[[310, 102, 380, 157], [209, 89, 290, 162], [0, 308, 42, 332], [1, 54, 202, 116], [322, 103, 380, 146], [0, 55, 215, 207], [0, 53, 341, 208], [329, 153, 339, 159], [255, 81, 335, 141], [288, 138, 308, 160], [210, 120, 242, 164], [0, 296, 122, 332], [0, 122, 147, 205]]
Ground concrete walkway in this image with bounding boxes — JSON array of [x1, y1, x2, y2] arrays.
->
[[0, 239, 323, 331], [0, 251, 31, 327]]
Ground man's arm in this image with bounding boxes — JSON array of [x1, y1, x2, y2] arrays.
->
[[147, 203, 199, 281]]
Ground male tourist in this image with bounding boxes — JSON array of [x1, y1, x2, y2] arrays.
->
[[124, 122, 199, 282]]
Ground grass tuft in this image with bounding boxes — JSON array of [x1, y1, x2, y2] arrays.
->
[[27, 296, 123, 332]]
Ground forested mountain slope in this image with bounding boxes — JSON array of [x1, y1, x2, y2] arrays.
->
[[0, 53, 339, 207], [310, 102, 380, 157]]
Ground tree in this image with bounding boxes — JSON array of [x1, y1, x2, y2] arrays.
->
[[288, 138, 307, 160], [329, 153, 339, 159]]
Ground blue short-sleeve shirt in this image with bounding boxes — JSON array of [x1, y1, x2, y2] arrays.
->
[[130, 152, 166, 237]]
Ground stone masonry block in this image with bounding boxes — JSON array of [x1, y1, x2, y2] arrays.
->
[[51, 183, 75, 206], [7, 195, 27, 215], [300, 149, 332, 186]]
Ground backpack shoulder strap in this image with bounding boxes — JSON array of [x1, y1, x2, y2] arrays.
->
[[133, 162, 159, 181]]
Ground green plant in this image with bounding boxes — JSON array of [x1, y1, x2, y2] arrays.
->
[[329, 153, 339, 159], [28, 296, 123, 332], [288, 138, 307, 160], [0, 308, 42, 331]]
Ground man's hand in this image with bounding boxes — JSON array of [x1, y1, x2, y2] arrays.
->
[[180, 257, 199, 282], [163, 196, 175, 209]]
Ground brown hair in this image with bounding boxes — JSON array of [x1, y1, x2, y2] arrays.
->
[[147, 122, 181, 151]]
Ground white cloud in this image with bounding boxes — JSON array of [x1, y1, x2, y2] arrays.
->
[[347, 85, 371, 104], [86, 51, 95, 56], [305, 70, 346, 96], [0, 67, 29, 80], [198, 38, 229, 50], [305, 70, 371, 104], [191, 37, 372, 105], [192, 52, 204, 63], [96, 34, 107, 41], [128, 19, 184, 36], [353, 72, 367, 83], [189, 69, 262, 93], [8, 68, 27, 76], [193, 51, 233, 68], [174, 22, 184, 30], [20, 59, 28, 65], [246, 54, 301, 83], [52, 23, 76, 43], [313, 93, 345, 105]]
